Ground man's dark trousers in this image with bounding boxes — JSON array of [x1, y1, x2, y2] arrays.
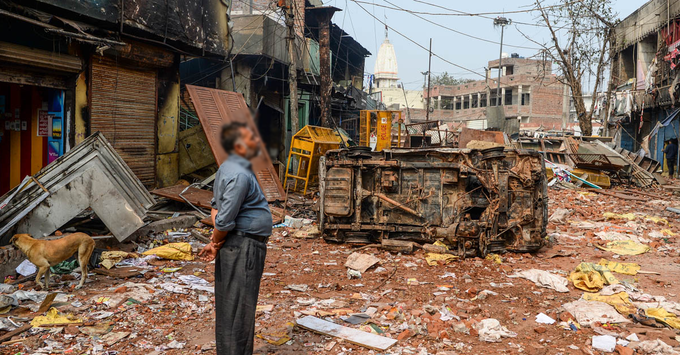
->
[[670, 160, 677, 178], [215, 233, 267, 354]]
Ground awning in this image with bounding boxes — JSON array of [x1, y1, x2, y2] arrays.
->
[[660, 107, 680, 127]]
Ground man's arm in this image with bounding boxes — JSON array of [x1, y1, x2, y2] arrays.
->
[[200, 174, 249, 261], [213, 173, 249, 238], [211, 208, 228, 245]]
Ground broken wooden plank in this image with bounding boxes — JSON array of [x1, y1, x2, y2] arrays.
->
[[33, 293, 57, 316], [296, 316, 397, 351], [191, 230, 211, 244], [0, 324, 31, 343], [93, 267, 143, 279], [625, 189, 669, 200], [587, 189, 647, 201]]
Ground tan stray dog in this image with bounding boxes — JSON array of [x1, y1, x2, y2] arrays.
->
[[10, 233, 95, 290]]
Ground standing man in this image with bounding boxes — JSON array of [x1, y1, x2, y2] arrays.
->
[[199, 121, 272, 355], [664, 138, 678, 179]]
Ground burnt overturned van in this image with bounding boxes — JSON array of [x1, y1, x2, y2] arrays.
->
[[319, 147, 548, 257]]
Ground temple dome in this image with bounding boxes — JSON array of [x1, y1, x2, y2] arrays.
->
[[374, 37, 399, 88]]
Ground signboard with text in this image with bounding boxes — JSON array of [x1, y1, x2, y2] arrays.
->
[[38, 110, 48, 137]]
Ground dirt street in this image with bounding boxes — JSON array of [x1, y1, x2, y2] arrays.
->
[[1, 187, 680, 354]]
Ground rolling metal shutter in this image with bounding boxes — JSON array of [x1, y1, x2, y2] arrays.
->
[[185, 85, 285, 201], [90, 56, 157, 187]]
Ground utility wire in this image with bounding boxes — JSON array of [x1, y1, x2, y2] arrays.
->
[[351, 0, 485, 78], [381, 0, 540, 50], [353, 0, 545, 28], [413, 0, 584, 16]]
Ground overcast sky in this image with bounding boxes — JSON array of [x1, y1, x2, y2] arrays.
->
[[326, 0, 642, 91]]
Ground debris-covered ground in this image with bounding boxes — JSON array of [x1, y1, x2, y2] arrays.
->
[[2, 185, 680, 354]]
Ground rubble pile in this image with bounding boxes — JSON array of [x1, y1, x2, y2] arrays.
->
[[0, 181, 676, 354]]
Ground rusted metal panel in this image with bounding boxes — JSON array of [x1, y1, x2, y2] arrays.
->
[[185, 85, 285, 202], [324, 167, 353, 216], [319, 147, 548, 257], [151, 185, 213, 209], [90, 56, 157, 188], [458, 127, 506, 149]]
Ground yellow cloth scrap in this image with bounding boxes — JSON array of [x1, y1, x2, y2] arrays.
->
[[425, 253, 458, 266], [598, 259, 640, 276], [596, 240, 650, 255], [142, 242, 194, 261], [662, 229, 678, 237], [485, 253, 502, 264], [603, 212, 636, 221], [645, 308, 680, 329], [31, 307, 82, 327], [582, 292, 637, 316], [100, 251, 138, 269], [425, 241, 458, 266], [644, 215, 669, 225], [578, 191, 598, 196], [568, 262, 618, 292]]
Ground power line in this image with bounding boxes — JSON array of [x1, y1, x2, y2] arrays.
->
[[350, 0, 485, 78], [413, 0, 584, 16], [382, 0, 540, 50], [352, 0, 545, 28]]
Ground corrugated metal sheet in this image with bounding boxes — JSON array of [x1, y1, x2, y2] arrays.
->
[[185, 84, 285, 201], [0, 132, 155, 243], [90, 56, 157, 188]]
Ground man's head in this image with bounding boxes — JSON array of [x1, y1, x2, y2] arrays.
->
[[220, 122, 261, 159]]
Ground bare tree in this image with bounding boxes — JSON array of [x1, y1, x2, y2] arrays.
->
[[521, 0, 615, 136]]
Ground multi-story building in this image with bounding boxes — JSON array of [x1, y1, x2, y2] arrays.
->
[[609, 0, 680, 169], [0, 0, 229, 194], [421, 56, 569, 130], [180, 0, 371, 169]]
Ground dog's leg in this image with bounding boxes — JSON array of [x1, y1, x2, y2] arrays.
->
[[44, 268, 51, 290], [76, 241, 95, 290], [35, 267, 46, 289]]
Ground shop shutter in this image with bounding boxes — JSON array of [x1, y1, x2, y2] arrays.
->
[[185, 85, 285, 201], [90, 56, 157, 187]]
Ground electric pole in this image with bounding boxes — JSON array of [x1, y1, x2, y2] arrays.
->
[[494, 17, 511, 106], [401, 81, 411, 123], [425, 38, 432, 121], [286, 0, 299, 133]]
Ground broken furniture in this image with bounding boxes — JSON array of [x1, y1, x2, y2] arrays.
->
[[319, 147, 548, 257], [185, 84, 285, 201], [284, 125, 348, 194], [0, 132, 155, 244]]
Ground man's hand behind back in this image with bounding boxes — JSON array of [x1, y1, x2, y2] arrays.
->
[[199, 242, 220, 262]]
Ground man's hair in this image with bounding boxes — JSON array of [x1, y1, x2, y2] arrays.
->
[[220, 122, 247, 153]]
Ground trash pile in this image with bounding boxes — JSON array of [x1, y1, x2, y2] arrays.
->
[[1, 126, 680, 353], [533, 136, 665, 190]]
